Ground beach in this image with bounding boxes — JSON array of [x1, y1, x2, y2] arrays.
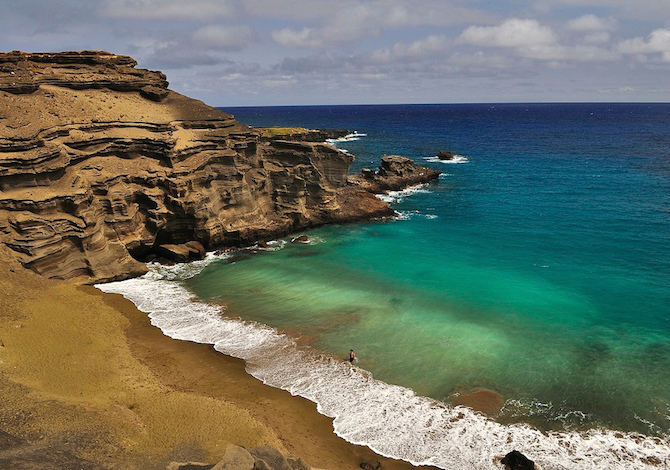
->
[[1, 54, 669, 469], [0, 245, 433, 470]]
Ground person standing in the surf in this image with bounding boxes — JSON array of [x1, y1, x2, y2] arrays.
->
[[348, 349, 356, 363]]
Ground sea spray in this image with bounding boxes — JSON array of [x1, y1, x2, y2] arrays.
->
[[97, 264, 670, 470], [327, 131, 367, 144], [375, 184, 432, 204], [423, 155, 470, 164]]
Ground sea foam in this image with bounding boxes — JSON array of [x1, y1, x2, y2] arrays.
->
[[97, 266, 670, 470], [424, 155, 469, 164], [375, 184, 432, 204], [326, 131, 367, 144]]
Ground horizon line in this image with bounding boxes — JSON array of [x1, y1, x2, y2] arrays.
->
[[218, 100, 670, 108]]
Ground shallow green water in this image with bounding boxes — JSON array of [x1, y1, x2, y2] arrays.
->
[[184, 103, 670, 436]]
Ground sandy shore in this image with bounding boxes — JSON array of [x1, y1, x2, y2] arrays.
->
[[0, 246, 436, 470]]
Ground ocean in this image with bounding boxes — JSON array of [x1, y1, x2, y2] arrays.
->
[[98, 103, 670, 469]]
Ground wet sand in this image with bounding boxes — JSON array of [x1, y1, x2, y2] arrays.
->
[[0, 247, 436, 470]]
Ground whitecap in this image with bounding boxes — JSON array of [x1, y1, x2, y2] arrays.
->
[[424, 155, 469, 164], [375, 184, 431, 204], [264, 239, 288, 251], [394, 210, 438, 221], [145, 251, 230, 281], [326, 131, 367, 144], [289, 235, 324, 245]]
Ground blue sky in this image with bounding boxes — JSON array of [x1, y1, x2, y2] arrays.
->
[[1, 0, 669, 106]]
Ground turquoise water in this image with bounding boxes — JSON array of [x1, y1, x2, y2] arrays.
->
[[180, 103, 670, 437], [98, 104, 670, 468]]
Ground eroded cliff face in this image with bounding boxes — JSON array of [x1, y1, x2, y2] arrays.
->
[[0, 51, 393, 283]]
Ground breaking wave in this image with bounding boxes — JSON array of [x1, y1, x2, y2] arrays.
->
[[375, 184, 432, 204], [424, 155, 469, 164], [97, 267, 670, 470], [327, 131, 367, 144]]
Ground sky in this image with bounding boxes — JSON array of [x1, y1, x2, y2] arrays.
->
[[1, 0, 669, 106]]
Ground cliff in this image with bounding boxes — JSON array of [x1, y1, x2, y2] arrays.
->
[[0, 51, 438, 283]]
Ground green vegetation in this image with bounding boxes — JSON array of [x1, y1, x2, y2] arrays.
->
[[258, 127, 313, 138]]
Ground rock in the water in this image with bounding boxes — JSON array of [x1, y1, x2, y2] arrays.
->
[[211, 445, 255, 470], [437, 150, 454, 160], [500, 450, 535, 470], [379, 155, 416, 177], [291, 235, 309, 244], [349, 155, 441, 193]]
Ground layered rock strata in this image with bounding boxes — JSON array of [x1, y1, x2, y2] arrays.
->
[[259, 127, 350, 142], [0, 51, 438, 283]]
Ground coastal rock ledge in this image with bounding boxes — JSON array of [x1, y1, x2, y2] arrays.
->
[[0, 51, 439, 283]]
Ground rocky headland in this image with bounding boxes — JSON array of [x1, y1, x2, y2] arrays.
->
[[349, 155, 441, 193], [0, 50, 439, 284], [258, 127, 351, 143]]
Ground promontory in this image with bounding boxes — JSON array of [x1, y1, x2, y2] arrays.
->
[[0, 50, 439, 284]]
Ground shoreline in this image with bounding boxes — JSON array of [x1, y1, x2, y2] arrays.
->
[[97, 251, 670, 470], [0, 246, 435, 470], [90, 286, 428, 470]]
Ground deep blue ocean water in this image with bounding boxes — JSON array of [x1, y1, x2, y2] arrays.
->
[[100, 103, 670, 469]]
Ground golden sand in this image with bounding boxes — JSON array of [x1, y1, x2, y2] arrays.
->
[[0, 246, 432, 469]]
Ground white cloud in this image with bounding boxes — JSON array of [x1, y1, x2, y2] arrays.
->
[[371, 35, 450, 63], [392, 34, 449, 58], [101, 0, 236, 20], [456, 18, 620, 63], [243, 0, 342, 21], [269, 0, 494, 48], [272, 27, 323, 48], [249, 0, 494, 25], [523, 44, 618, 61], [619, 29, 670, 61], [192, 25, 254, 50], [532, 0, 670, 22], [270, 4, 380, 48], [582, 32, 611, 44], [458, 19, 558, 49], [567, 14, 617, 32], [317, 3, 380, 43]]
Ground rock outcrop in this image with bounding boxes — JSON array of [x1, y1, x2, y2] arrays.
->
[[166, 445, 310, 470], [500, 450, 535, 470], [437, 150, 454, 160], [0, 50, 168, 98], [259, 127, 350, 143], [349, 155, 441, 193], [0, 51, 440, 283]]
